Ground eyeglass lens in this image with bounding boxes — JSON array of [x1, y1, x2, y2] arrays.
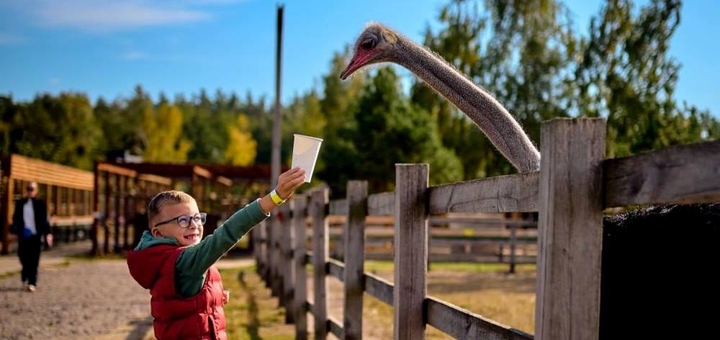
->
[[178, 214, 206, 228]]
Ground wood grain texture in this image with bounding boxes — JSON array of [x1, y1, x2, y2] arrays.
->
[[280, 202, 294, 323], [344, 181, 367, 340], [536, 118, 605, 340], [426, 297, 533, 340], [364, 273, 393, 306], [368, 192, 394, 215], [311, 189, 329, 339], [393, 164, 429, 340], [293, 195, 308, 340], [428, 172, 539, 214], [604, 139, 720, 207]]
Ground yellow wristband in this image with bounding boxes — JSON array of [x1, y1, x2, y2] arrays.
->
[[270, 189, 286, 206]]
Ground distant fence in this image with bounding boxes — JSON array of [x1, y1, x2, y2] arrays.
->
[[0, 154, 95, 254], [324, 214, 538, 270], [254, 117, 720, 339]]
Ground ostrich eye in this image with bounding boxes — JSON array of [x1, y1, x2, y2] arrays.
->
[[360, 36, 377, 49]]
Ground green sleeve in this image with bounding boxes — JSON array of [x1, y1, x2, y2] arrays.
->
[[175, 199, 269, 297]]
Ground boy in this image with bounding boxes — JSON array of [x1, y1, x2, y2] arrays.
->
[[127, 167, 305, 340]]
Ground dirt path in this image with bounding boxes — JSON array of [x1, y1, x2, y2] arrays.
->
[[0, 258, 151, 340], [0, 242, 259, 340]]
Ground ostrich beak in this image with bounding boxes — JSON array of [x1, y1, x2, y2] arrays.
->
[[339, 57, 360, 80], [340, 50, 372, 80]]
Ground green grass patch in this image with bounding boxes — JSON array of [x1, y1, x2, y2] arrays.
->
[[220, 266, 296, 340]]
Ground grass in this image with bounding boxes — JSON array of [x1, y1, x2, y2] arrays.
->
[[221, 261, 537, 339], [220, 265, 296, 340]]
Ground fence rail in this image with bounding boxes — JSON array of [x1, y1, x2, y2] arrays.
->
[[253, 118, 720, 340]]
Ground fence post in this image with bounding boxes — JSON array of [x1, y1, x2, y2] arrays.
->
[[273, 215, 284, 301], [281, 202, 295, 323], [344, 181, 367, 340], [252, 221, 262, 275], [294, 194, 309, 340], [536, 118, 605, 340], [509, 222, 517, 274], [267, 215, 276, 290], [394, 164, 429, 340], [257, 220, 269, 282], [311, 189, 329, 339]]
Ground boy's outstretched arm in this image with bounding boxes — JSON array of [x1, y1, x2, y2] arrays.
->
[[175, 167, 306, 296]]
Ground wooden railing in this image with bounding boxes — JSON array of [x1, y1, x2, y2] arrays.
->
[[253, 118, 720, 339]]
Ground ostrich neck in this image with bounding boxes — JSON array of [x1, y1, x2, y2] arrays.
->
[[393, 37, 540, 173]]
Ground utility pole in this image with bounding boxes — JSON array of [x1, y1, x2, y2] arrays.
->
[[271, 4, 284, 188]]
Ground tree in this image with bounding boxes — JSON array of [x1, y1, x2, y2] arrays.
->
[[316, 50, 367, 197], [352, 67, 462, 193], [575, 0, 719, 157], [225, 114, 257, 166], [142, 102, 191, 162]]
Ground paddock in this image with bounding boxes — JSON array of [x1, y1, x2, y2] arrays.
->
[[254, 118, 720, 339]]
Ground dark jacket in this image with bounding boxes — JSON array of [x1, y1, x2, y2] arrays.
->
[[11, 197, 51, 237]]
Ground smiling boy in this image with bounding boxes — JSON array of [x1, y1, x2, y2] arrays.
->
[[127, 167, 305, 340]]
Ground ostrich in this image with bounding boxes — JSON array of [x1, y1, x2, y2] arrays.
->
[[340, 22, 540, 173]]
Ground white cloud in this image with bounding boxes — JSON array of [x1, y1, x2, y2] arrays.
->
[[3, 0, 223, 32], [188, 0, 247, 4], [121, 51, 148, 60], [49, 77, 61, 85], [0, 33, 25, 45]]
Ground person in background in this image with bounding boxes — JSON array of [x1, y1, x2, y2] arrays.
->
[[10, 181, 53, 292]]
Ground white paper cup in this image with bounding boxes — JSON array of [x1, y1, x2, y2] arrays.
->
[[291, 134, 323, 183]]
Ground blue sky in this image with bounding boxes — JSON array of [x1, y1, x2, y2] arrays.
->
[[0, 0, 718, 116]]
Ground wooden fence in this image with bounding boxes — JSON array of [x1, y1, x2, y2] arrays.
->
[[253, 118, 720, 339]]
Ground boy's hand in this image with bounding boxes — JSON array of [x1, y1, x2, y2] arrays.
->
[[223, 290, 230, 305], [275, 167, 306, 200]]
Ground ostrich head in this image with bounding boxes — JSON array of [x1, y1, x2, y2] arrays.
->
[[340, 23, 399, 80]]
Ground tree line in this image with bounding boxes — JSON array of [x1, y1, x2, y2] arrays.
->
[[1, 0, 717, 198]]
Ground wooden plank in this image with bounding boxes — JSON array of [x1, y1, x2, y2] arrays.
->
[[604, 139, 720, 207], [344, 180, 367, 340], [329, 198, 348, 215], [91, 161, 100, 255], [137, 173, 172, 186], [428, 172, 539, 214], [96, 162, 137, 178], [364, 253, 537, 264], [293, 195, 308, 340], [257, 220, 269, 282], [281, 202, 295, 323], [394, 164, 428, 340], [1, 164, 12, 254], [192, 165, 212, 179], [368, 192, 394, 215], [328, 316, 343, 338], [11, 154, 94, 190], [215, 175, 232, 187], [364, 272, 393, 306], [311, 189, 329, 339], [536, 118, 605, 340], [327, 258, 344, 281], [271, 215, 282, 300], [426, 297, 533, 340]]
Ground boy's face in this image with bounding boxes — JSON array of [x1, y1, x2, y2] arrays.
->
[[151, 201, 203, 246]]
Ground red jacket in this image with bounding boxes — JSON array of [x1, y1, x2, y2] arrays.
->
[[127, 244, 227, 340]]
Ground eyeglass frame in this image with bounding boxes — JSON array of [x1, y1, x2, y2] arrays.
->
[[153, 212, 207, 229]]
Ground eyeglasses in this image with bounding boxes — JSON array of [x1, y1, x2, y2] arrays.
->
[[26, 186, 37, 192], [154, 213, 207, 229]]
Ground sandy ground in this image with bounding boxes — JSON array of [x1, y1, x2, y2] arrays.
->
[[0, 259, 151, 340]]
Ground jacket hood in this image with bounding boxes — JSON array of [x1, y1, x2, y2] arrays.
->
[[126, 231, 179, 289]]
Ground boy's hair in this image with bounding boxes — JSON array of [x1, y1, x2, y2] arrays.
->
[[147, 190, 196, 225]]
